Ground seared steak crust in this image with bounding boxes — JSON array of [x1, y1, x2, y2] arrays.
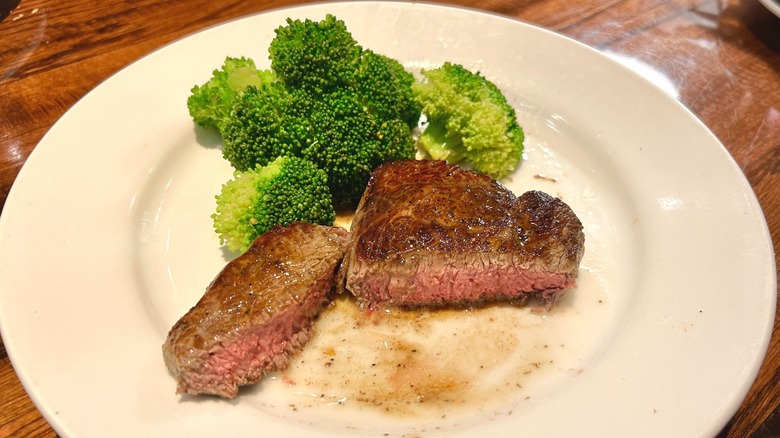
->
[[341, 159, 584, 307], [162, 222, 348, 398]]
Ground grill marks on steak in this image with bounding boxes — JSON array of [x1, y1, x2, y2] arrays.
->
[[340, 159, 585, 308], [162, 222, 348, 398]]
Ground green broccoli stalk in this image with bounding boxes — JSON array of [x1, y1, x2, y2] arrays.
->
[[412, 62, 525, 179], [187, 57, 275, 133], [212, 155, 335, 253], [219, 15, 420, 208]]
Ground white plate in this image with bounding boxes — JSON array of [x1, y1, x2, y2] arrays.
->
[[0, 2, 775, 437], [759, 0, 780, 18]]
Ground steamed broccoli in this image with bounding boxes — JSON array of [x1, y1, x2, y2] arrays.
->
[[187, 57, 275, 132], [222, 84, 416, 208], [268, 15, 361, 95], [355, 50, 421, 126], [221, 83, 310, 170], [303, 89, 416, 205], [412, 62, 525, 179], [218, 15, 420, 207], [212, 156, 335, 253]]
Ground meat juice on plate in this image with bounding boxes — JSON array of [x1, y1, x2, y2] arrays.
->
[[279, 291, 600, 417]]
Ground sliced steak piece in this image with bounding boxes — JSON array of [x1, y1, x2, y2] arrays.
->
[[162, 222, 348, 398], [340, 159, 584, 308]]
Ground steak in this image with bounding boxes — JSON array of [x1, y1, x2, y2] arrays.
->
[[340, 159, 584, 308], [162, 222, 348, 398]]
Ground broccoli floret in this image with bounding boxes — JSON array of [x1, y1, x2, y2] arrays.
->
[[187, 57, 275, 132], [354, 50, 422, 127], [268, 15, 362, 95], [212, 156, 335, 253], [221, 84, 312, 171], [412, 62, 525, 179], [223, 84, 415, 208], [220, 15, 419, 208], [303, 90, 416, 206]]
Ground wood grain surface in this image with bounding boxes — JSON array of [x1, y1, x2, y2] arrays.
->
[[1, 0, 778, 437]]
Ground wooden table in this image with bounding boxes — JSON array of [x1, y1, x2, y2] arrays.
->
[[1, 0, 778, 436]]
